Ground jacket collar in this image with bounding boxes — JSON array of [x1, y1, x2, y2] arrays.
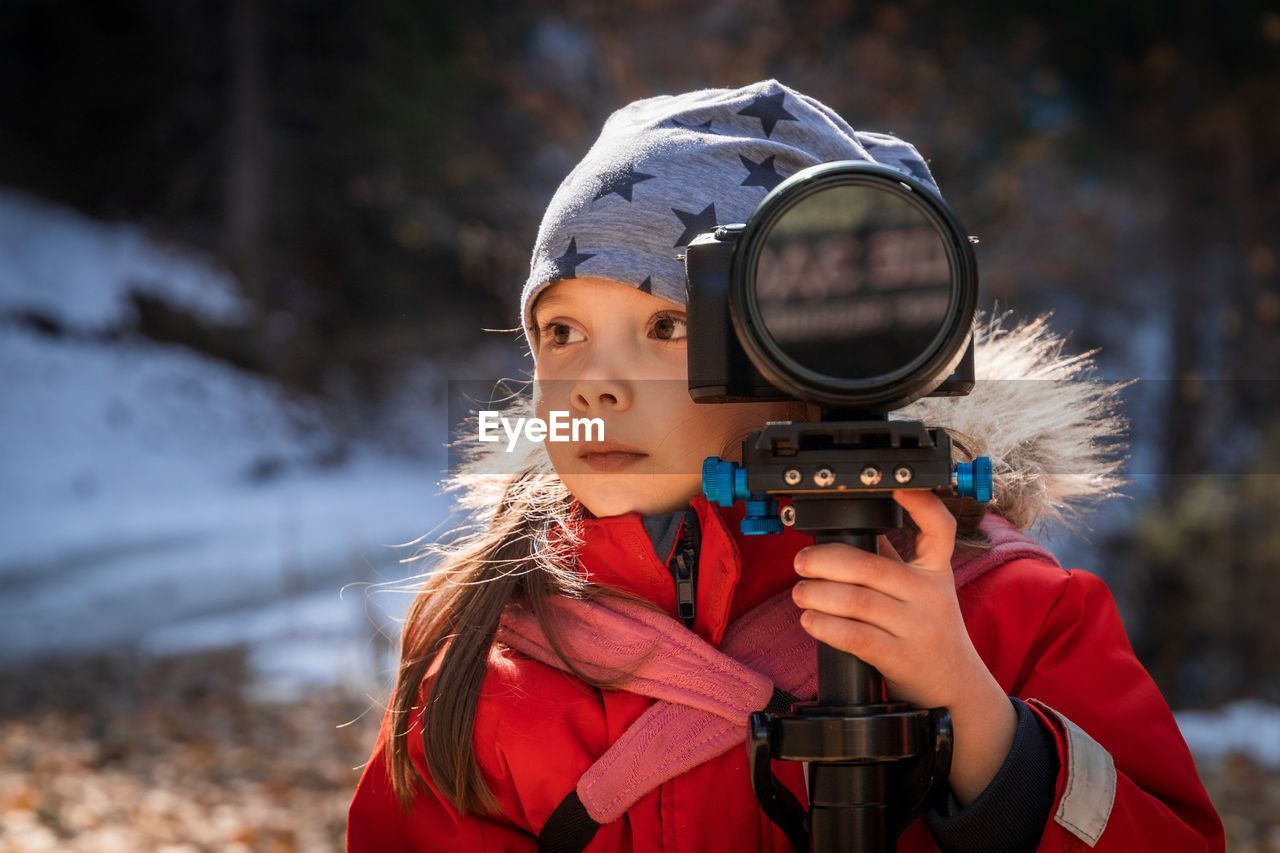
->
[[569, 494, 814, 647], [561, 495, 1063, 648]]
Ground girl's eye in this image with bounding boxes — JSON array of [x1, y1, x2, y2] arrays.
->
[[540, 321, 585, 348], [652, 314, 687, 342]]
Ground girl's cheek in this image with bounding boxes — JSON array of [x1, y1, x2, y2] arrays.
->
[[654, 347, 689, 380]]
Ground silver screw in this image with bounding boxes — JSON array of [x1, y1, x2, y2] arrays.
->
[[860, 466, 883, 486], [814, 467, 835, 487], [784, 467, 803, 486], [780, 505, 796, 526], [894, 465, 913, 484]]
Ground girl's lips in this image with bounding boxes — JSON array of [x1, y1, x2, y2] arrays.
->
[[581, 451, 648, 472]]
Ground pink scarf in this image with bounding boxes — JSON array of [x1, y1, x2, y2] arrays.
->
[[495, 511, 1058, 825]]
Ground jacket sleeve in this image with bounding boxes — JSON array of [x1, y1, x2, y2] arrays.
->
[[346, 703, 539, 852], [1013, 568, 1225, 852], [925, 695, 1060, 850]]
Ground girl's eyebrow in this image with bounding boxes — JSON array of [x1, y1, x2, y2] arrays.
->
[[533, 293, 577, 315]]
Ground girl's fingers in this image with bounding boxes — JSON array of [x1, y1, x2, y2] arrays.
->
[[794, 542, 911, 601], [891, 489, 957, 572], [798, 610, 896, 662], [792, 579, 906, 637]]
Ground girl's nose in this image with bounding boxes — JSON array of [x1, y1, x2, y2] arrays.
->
[[571, 375, 632, 413], [569, 348, 634, 413]]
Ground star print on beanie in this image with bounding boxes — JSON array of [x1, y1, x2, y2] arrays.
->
[[519, 78, 942, 356]]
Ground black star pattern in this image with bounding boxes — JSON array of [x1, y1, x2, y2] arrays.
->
[[668, 117, 715, 133], [593, 163, 657, 202], [736, 91, 798, 138], [672, 203, 718, 248], [739, 153, 785, 191], [863, 141, 934, 184], [638, 276, 653, 294], [898, 158, 933, 183], [551, 237, 596, 281]]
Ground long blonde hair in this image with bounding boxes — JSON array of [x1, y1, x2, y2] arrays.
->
[[379, 388, 664, 816]]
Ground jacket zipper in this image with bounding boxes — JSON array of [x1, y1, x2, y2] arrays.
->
[[668, 509, 698, 629]]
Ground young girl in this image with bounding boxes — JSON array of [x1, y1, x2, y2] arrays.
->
[[347, 80, 1224, 851]]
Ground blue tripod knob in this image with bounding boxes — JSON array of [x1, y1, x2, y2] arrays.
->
[[702, 456, 749, 506], [953, 456, 993, 503], [702, 457, 782, 535], [741, 498, 783, 536]]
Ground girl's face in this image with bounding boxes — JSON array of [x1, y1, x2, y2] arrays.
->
[[531, 277, 810, 518]]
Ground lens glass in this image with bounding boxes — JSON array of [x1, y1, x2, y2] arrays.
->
[[753, 182, 953, 382]]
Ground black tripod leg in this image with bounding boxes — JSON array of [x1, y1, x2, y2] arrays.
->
[[748, 712, 810, 852], [888, 707, 954, 840]]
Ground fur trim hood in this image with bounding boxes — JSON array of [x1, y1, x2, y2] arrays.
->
[[897, 309, 1132, 536]]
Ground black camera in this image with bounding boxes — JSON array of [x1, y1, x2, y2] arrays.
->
[[681, 159, 989, 852], [684, 160, 979, 414]]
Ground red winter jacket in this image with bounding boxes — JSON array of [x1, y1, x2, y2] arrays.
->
[[347, 494, 1224, 851]]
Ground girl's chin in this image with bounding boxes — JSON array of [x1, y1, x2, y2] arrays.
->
[[566, 477, 701, 519]]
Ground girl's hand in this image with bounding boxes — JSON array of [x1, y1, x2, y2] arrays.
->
[[790, 488, 990, 714], [790, 488, 1019, 806]]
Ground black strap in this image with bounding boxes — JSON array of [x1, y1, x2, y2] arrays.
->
[[537, 790, 599, 853], [536, 687, 802, 852], [766, 686, 800, 713]]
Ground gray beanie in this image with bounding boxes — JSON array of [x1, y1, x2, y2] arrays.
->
[[520, 78, 941, 356]]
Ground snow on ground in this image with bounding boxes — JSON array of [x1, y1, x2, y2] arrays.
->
[[1176, 700, 1280, 771], [0, 187, 512, 700], [0, 188, 247, 329]]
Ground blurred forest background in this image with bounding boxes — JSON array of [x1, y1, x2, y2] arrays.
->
[[1, 0, 1277, 849]]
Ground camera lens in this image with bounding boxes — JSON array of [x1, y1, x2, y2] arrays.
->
[[730, 162, 977, 410]]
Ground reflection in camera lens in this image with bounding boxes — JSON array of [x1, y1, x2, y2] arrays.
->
[[754, 184, 952, 381]]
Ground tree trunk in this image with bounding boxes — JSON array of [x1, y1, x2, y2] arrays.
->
[[224, 0, 268, 313]]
